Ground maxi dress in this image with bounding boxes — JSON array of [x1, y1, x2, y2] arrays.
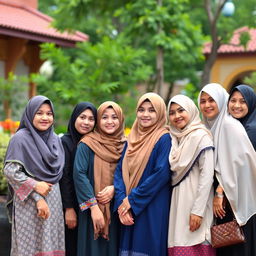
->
[[114, 133, 172, 256], [4, 162, 65, 256], [73, 142, 120, 256]]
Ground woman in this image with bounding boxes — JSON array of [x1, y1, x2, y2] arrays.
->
[[167, 95, 215, 256], [73, 101, 126, 256], [198, 83, 256, 256], [114, 92, 172, 256], [60, 102, 97, 256], [4, 95, 65, 256], [228, 84, 256, 150]]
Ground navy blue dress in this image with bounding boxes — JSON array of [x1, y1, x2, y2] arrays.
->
[[114, 133, 172, 256]]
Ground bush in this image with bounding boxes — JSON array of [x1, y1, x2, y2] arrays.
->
[[0, 133, 10, 194]]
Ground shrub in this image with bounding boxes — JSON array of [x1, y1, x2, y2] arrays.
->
[[0, 133, 10, 194]]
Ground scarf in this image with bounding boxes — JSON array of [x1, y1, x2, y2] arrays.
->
[[229, 84, 256, 150], [5, 95, 64, 183], [61, 102, 97, 159], [80, 101, 126, 239], [122, 92, 169, 194], [167, 95, 213, 186], [198, 83, 256, 225]]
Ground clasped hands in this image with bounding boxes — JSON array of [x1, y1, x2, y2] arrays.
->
[[118, 197, 134, 226]]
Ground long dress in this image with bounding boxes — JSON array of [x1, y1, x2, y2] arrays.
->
[[59, 135, 79, 256], [73, 143, 120, 256], [4, 162, 65, 256], [114, 133, 172, 256], [168, 148, 215, 256]]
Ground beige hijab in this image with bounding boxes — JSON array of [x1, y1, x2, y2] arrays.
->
[[81, 101, 126, 239], [122, 92, 169, 194], [199, 83, 256, 225], [168, 95, 213, 186]]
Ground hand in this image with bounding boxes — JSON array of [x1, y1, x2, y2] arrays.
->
[[34, 181, 52, 197], [96, 185, 114, 204], [189, 214, 202, 232], [118, 197, 131, 216], [65, 208, 77, 229], [119, 210, 134, 226], [90, 205, 105, 235], [213, 195, 226, 219], [37, 199, 50, 219]]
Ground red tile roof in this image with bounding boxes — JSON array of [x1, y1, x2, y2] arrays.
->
[[203, 27, 256, 55], [0, 0, 88, 47]]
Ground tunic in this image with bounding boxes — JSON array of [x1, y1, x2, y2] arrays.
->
[[114, 133, 172, 256], [73, 143, 120, 256], [4, 162, 65, 256], [168, 148, 215, 256]]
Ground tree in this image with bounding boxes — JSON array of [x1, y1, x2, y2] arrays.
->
[[38, 0, 204, 102]]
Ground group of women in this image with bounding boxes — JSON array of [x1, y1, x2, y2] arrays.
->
[[3, 82, 256, 256]]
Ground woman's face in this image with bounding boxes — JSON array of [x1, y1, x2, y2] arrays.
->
[[100, 107, 120, 135], [169, 103, 190, 130], [137, 100, 157, 128], [75, 109, 95, 135], [199, 92, 219, 119], [228, 91, 249, 119], [33, 103, 53, 131]]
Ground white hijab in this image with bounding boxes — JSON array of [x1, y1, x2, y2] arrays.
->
[[198, 83, 256, 225], [168, 95, 213, 186]]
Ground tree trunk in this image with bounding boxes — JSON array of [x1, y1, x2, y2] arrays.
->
[[156, 46, 164, 97]]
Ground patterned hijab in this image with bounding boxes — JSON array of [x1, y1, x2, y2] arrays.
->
[[198, 83, 256, 225], [122, 92, 169, 194], [5, 95, 64, 184], [80, 101, 126, 239], [168, 95, 213, 186], [229, 85, 256, 150]]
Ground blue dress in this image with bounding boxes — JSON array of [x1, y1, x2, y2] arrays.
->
[[114, 133, 172, 256]]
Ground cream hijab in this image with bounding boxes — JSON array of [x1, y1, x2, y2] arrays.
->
[[168, 95, 213, 186], [122, 92, 169, 194], [199, 83, 256, 225]]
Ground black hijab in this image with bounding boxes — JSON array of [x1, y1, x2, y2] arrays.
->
[[5, 95, 65, 183], [229, 84, 256, 150], [61, 102, 97, 154]]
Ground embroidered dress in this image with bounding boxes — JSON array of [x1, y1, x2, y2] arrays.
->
[[114, 134, 172, 256], [73, 143, 120, 256], [4, 162, 65, 256]]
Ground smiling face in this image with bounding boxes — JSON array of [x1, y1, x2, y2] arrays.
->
[[100, 107, 120, 135], [33, 103, 53, 131], [137, 100, 157, 128], [228, 91, 249, 119], [75, 108, 95, 135], [169, 103, 190, 130], [199, 92, 219, 119]]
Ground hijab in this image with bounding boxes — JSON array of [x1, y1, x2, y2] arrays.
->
[[198, 83, 256, 225], [168, 95, 213, 186], [122, 92, 169, 195], [5, 95, 64, 184], [229, 85, 256, 150], [80, 101, 126, 239], [61, 102, 97, 156]]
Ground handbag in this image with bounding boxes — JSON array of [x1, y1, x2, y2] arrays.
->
[[211, 219, 245, 248]]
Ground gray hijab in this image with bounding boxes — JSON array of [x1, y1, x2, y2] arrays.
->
[[199, 83, 256, 225], [5, 95, 64, 183]]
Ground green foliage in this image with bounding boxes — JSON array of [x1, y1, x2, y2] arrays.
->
[[0, 133, 10, 194], [244, 72, 256, 91], [0, 72, 28, 120]]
